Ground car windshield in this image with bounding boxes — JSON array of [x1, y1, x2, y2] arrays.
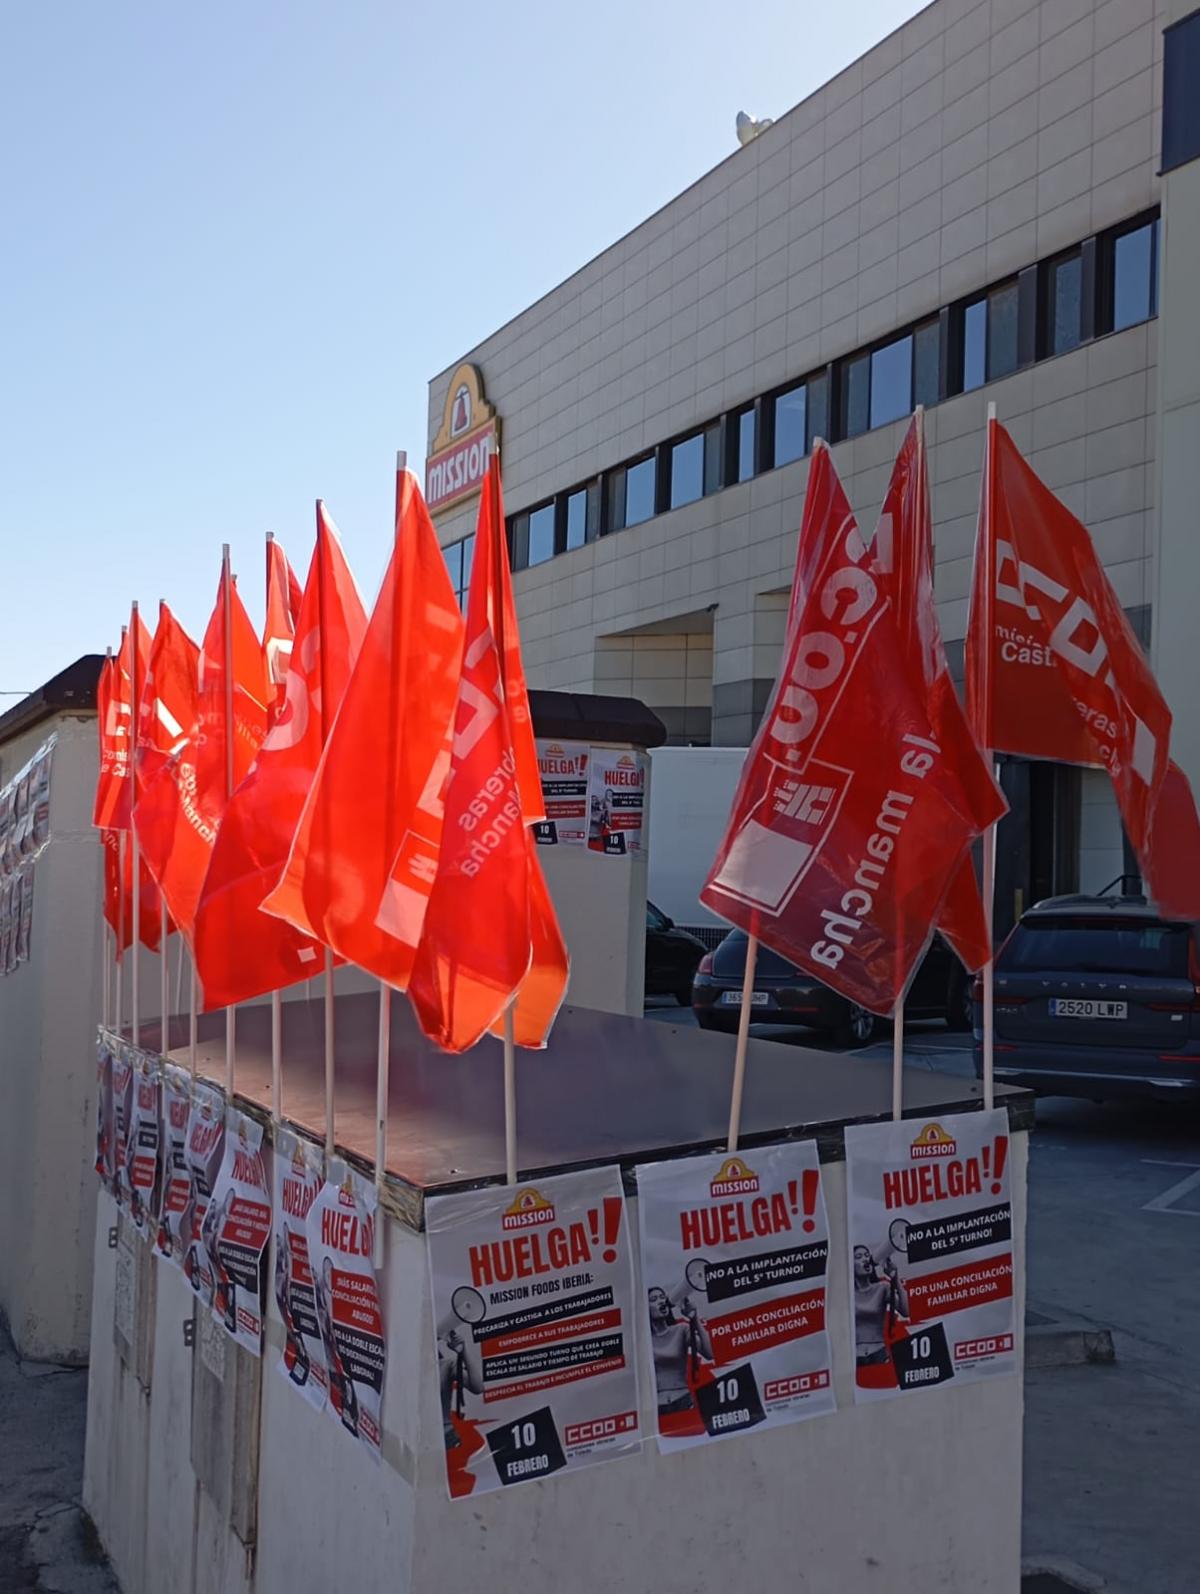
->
[[1000, 917, 1192, 977]]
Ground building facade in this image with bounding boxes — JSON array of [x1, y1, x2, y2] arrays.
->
[[428, 0, 1199, 926]]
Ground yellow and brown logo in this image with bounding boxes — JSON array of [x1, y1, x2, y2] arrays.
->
[[910, 1122, 958, 1160], [710, 1156, 760, 1196], [502, 1186, 556, 1230], [426, 363, 499, 514]]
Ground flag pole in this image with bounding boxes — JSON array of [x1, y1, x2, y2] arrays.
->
[[374, 986, 391, 1266], [221, 544, 236, 1099], [189, 960, 198, 1085], [981, 403, 998, 1112], [160, 900, 169, 1055], [130, 602, 141, 1048], [115, 833, 125, 1037], [101, 641, 114, 1035], [891, 996, 904, 1121], [503, 1002, 518, 1185], [271, 991, 283, 1122], [726, 933, 759, 1152], [324, 950, 336, 1157]]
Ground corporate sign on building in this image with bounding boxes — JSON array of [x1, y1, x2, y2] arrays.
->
[[426, 363, 499, 513]]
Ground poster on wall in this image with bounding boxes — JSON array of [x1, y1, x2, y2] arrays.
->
[[426, 1165, 642, 1500], [15, 864, 33, 964], [273, 1129, 329, 1411], [183, 1082, 225, 1305], [533, 740, 589, 846], [155, 1065, 194, 1267], [205, 1109, 272, 1354], [111, 1043, 134, 1210], [636, 1142, 836, 1451], [586, 750, 647, 858], [128, 1052, 161, 1238], [94, 1033, 115, 1193], [845, 1108, 1017, 1402], [305, 1161, 386, 1463]]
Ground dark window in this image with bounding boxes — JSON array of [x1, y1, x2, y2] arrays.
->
[[913, 319, 941, 408], [527, 502, 556, 566], [459, 534, 475, 607], [509, 514, 529, 571], [625, 456, 656, 527], [646, 902, 669, 933], [774, 385, 807, 466], [963, 299, 987, 391], [1163, 10, 1200, 174], [869, 334, 912, 428], [999, 918, 1191, 978], [735, 407, 756, 482], [443, 539, 463, 592], [1112, 221, 1157, 331], [670, 434, 704, 508], [987, 281, 1019, 379], [1048, 253, 1083, 354], [842, 354, 870, 438], [703, 421, 722, 495], [565, 487, 591, 551], [806, 371, 829, 450], [605, 467, 626, 534]]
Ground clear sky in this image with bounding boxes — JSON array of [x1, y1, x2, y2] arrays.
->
[[2, 0, 926, 697]]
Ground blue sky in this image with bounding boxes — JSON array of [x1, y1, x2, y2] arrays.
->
[[2, 0, 924, 697]]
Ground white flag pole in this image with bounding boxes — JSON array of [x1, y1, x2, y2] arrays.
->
[[503, 1002, 518, 1185], [130, 602, 142, 1047], [100, 643, 113, 1034], [981, 402, 998, 1112], [324, 949, 336, 1157], [189, 959, 198, 1085], [374, 986, 391, 1266], [891, 995, 905, 1121], [271, 991, 283, 1122], [160, 900, 169, 1055], [115, 831, 125, 1038], [726, 933, 759, 1152], [221, 544, 236, 1099], [174, 934, 185, 1017]]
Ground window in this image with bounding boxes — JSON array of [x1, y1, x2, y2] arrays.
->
[[443, 538, 463, 594], [987, 282, 1019, 379], [670, 433, 704, 509], [913, 318, 941, 408], [842, 353, 870, 439], [963, 299, 986, 391], [624, 456, 656, 526], [999, 918, 1191, 978], [527, 502, 556, 566], [773, 385, 807, 467], [1112, 220, 1158, 331], [459, 534, 474, 605], [1048, 253, 1082, 354], [703, 420, 722, 495], [806, 371, 829, 450], [869, 334, 912, 428], [1163, 9, 1200, 173], [734, 406, 756, 482], [444, 534, 473, 606], [565, 485, 593, 551]]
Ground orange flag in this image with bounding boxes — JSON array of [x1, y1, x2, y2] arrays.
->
[[263, 537, 303, 726], [407, 458, 569, 1051], [194, 507, 367, 1008], [263, 465, 465, 987]]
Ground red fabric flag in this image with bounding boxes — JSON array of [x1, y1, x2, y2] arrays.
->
[[701, 442, 994, 1015], [263, 467, 465, 987], [873, 413, 1007, 973], [263, 537, 303, 726], [194, 507, 367, 1008], [136, 603, 200, 804], [407, 459, 569, 1052], [965, 416, 1200, 919], [93, 617, 151, 831]]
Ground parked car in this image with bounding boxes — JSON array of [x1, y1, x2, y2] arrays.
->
[[645, 901, 708, 1004], [973, 888, 1200, 1102], [692, 928, 971, 1046]]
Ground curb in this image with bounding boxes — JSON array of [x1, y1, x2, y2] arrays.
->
[[1025, 1325, 1116, 1369]]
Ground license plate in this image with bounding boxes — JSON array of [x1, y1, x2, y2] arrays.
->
[[721, 990, 770, 1007], [1050, 999, 1127, 1020]]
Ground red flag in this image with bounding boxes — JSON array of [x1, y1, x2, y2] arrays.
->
[[965, 416, 1200, 919], [136, 603, 200, 803], [873, 413, 1006, 972], [701, 442, 994, 1015], [263, 537, 303, 725], [407, 459, 569, 1051], [93, 617, 150, 831], [263, 466, 464, 987], [193, 507, 367, 1008]]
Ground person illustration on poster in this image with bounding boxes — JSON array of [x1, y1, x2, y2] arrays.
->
[[589, 788, 614, 850], [437, 1312, 483, 1451], [315, 1255, 359, 1436], [274, 1233, 311, 1388], [647, 1285, 714, 1433], [853, 1233, 910, 1382], [204, 1188, 238, 1336]]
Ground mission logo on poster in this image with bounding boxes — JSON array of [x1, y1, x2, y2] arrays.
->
[[426, 1166, 641, 1499], [845, 1108, 1017, 1402], [533, 740, 588, 846]]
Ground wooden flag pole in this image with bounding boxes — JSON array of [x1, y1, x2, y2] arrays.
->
[[503, 1003, 518, 1185], [324, 950, 336, 1157], [374, 986, 391, 1266], [892, 995, 905, 1121], [130, 603, 141, 1047], [221, 544, 236, 1099], [726, 933, 759, 1152], [271, 991, 283, 1122]]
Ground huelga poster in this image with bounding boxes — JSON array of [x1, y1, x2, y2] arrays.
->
[[205, 1109, 272, 1354], [273, 1129, 329, 1411], [155, 1065, 194, 1267], [533, 740, 589, 846], [586, 750, 646, 857], [128, 1051, 161, 1237], [94, 1032, 115, 1193], [845, 1108, 1017, 1402], [183, 1082, 225, 1305], [111, 1044, 134, 1210], [305, 1161, 385, 1463], [636, 1142, 835, 1451], [426, 1165, 642, 1500]]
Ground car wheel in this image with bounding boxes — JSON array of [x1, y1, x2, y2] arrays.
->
[[945, 968, 972, 1032], [834, 1003, 876, 1047]]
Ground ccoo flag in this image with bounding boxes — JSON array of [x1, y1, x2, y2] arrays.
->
[[263, 537, 303, 726], [407, 457, 569, 1051], [965, 416, 1200, 919], [701, 442, 994, 1015], [193, 507, 367, 1009]]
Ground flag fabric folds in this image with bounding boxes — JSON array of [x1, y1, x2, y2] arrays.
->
[[263, 467, 465, 988], [965, 416, 1200, 920], [263, 538, 303, 726], [873, 413, 1007, 973], [407, 458, 569, 1051], [194, 507, 367, 1009], [701, 441, 995, 1016]]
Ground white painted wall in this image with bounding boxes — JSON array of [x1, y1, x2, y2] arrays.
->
[[1078, 768, 1126, 897], [647, 746, 746, 928]]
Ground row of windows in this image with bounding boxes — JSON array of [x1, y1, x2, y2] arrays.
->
[[440, 210, 1159, 582]]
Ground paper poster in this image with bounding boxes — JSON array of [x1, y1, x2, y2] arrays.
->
[[586, 750, 646, 857], [533, 740, 589, 846], [155, 1065, 194, 1267], [15, 864, 32, 963], [205, 1109, 272, 1354], [636, 1143, 835, 1450], [845, 1108, 1017, 1402], [111, 1043, 134, 1210], [183, 1082, 225, 1305], [305, 1161, 385, 1463], [426, 1166, 642, 1500], [128, 1052, 161, 1238], [31, 737, 53, 850], [94, 1033, 115, 1193], [273, 1129, 329, 1411]]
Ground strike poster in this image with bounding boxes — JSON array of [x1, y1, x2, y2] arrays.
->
[[206, 1109, 272, 1354], [155, 1066, 194, 1268], [426, 1166, 641, 1500], [128, 1052, 161, 1238], [273, 1129, 329, 1411], [305, 1161, 386, 1463], [111, 1044, 134, 1211], [94, 1034, 115, 1193], [183, 1082, 225, 1305], [845, 1108, 1017, 1402], [586, 750, 646, 857], [636, 1143, 835, 1451], [533, 740, 589, 846]]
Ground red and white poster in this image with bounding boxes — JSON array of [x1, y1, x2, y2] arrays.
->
[[205, 1109, 272, 1354], [94, 1031, 115, 1194], [534, 740, 589, 847], [155, 1065, 194, 1268], [273, 1129, 329, 1411], [425, 1166, 642, 1500], [111, 1043, 134, 1211], [586, 750, 646, 858], [182, 1082, 225, 1305], [128, 1051, 161, 1238], [305, 1161, 386, 1463], [636, 1142, 836, 1451], [845, 1108, 1017, 1402]]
